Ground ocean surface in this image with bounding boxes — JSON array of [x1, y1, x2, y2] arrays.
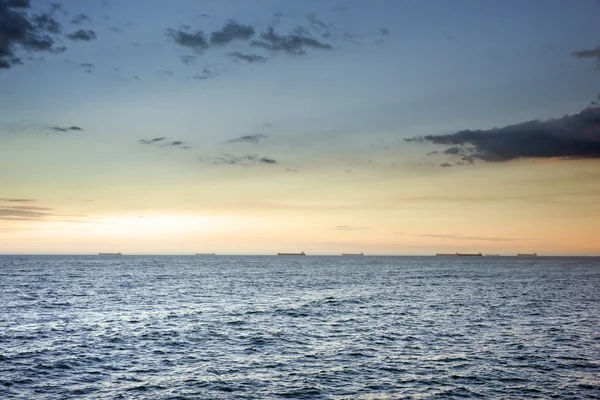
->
[[1, 256, 599, 399]]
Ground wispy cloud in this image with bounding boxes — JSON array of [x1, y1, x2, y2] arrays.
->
[[225, 134, 269, 144], [188, 66, 221, 81], [78, 63, 94, 73], [138, 137, 190, 149], [251, 27, 333, 55], [0, 202, 103, 224], [228, 52, 267, 63], [71, 13, 91, 25], [0, 198, 36, 203], [572, 46, 600, 67], [180, 54, 197, 64], [399, 191, 600, 206], [420, 233, 530, 242], [0, 208, 52, 219], [51, 126, 83, 132], [139, 137, 166, 145], [329, 225, 371, 231], [406, 105, 600, 163], [306, 13, 329, 30], [213, 154, 277, 165]]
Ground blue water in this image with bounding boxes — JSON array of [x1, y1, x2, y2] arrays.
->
[[1, 256, 599, 399]]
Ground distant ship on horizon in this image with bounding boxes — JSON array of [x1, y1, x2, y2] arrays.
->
[[436, 252, 482, 257], [277, 251, 306, 256], [517, 253, 538, 256], [342, 252, 364, 256], [99, 252, 122, 256], [195, 253, 216, 256]]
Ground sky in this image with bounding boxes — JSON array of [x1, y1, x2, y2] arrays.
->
[[1, 0, 600, 255]]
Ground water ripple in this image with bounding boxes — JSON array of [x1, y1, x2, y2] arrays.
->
[[0, 255, 599, 399]]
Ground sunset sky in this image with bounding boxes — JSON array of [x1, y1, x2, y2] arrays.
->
[[1, 0, 600, 255]]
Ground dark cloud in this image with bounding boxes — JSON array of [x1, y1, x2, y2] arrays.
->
[[406, 106, 600, 162], [34, 13, 62, 34], [380, 28, 390, 35], [439, 163, 452, 167], [110, 27, 124, 33], [66, 29, 97, 41], [330, 225, 370, 231], [571, 46, 600, 66], [226, 134, 269, 144], [139, 137, 166, 145], [443, 146, 463, 155], [0, 197, 36, 202], [213, 154, 277, 165], [166, 140, 191, 148], [260, 156, 276, 164], [420, 233, 529, 242], [251, 27, 333, 55], [228, 51, 266, 63], [71, 13, 91, 25], [167, 29, 208, 51], [51, 126, 83, 132], [0, 0, 68, 69], [209, 21, 255, 46], [4, 0, 30, 8]]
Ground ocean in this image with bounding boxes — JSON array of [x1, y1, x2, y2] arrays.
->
[[0, 255, 599, 399]]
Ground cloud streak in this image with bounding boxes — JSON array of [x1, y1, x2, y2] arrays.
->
[[139, 137, 166, 145], [572, 45, 600, 67], [330, 225, 370, 231], [251, 27, 333, 55], [228, 52, 266, 63], [225, 134, 268, 144], [51, 126, 83, 132], [406, 106, 600, 162], [0, 198, 36, 203], [213, 154, 277, 165], [138, 137, 190, 149]]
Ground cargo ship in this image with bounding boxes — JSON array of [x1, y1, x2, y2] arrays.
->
[[195, 253, 216, 255], [99, 252, 122, 256], [436, 253, 482, 256], [277, 251, 306, 256], [342, 252, 364, 256], [517, 253, 537, 256]]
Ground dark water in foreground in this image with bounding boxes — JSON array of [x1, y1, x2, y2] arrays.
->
[[1, 256, 599, 399]]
